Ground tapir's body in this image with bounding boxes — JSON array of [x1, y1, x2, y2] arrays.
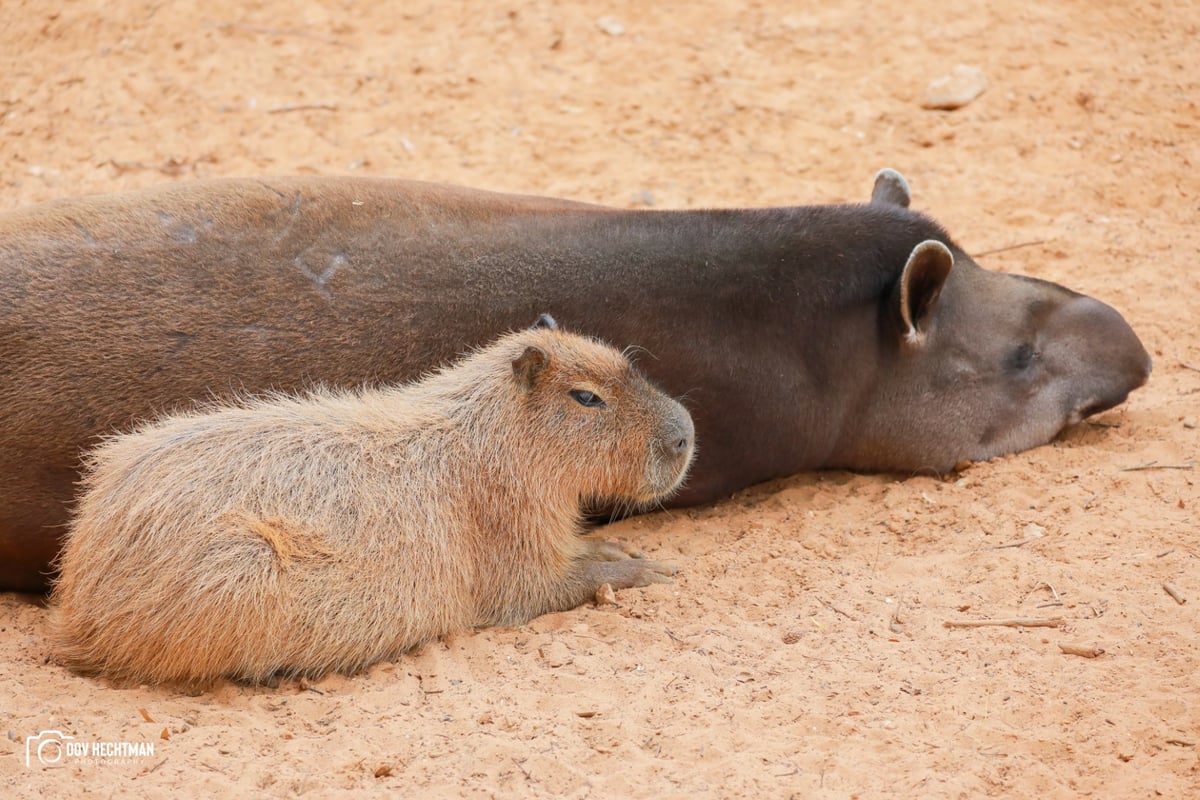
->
[[0, 171, 1150, 590]]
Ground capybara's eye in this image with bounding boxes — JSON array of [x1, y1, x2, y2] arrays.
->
[[569, 389, 606, 408]]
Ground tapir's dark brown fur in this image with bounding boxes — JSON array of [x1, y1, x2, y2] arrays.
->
[[0, 169, 1150, 590]]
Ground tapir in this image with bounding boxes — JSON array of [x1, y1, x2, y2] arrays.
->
[[0, 169, 1150, 590]]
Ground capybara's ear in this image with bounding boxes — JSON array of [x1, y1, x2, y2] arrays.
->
[[512, 346, 549, 392], [897, 240, 954, 346], [532, 313, 557, 330]]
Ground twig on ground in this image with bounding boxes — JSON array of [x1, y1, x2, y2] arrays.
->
[[208, 22, 340, 44], [1059, 643, 1105, 658], [974, 240, 1046, 257], [1033, 581, 1063, 608], [1163, 582, 1187, 605], [1119, 461, 1196, 472], [818, 597, 857, 621], [267, 103, 340, 114], [989, 539, 1033, 550], [943, 617, 1065, 629]]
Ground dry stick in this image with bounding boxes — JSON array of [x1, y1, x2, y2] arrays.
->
[[974, 239, 1047, 257], [267, 103, 340, 114], [1163, 582, 1187, 605], [1059, 643, 1105, 658], [943, 617, 1065, 629], [208, 22, 340, 44], [989, 539, 1034, 550], [1119, 461, 1197, 472], [889, 599, 906, 634], [818, 597, 857, 620], [1180, 362, 1200, 374], [1035, 581, 1063, 609]]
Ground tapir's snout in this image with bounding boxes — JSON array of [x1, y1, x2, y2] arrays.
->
[[1054, 294, 1151, 423]]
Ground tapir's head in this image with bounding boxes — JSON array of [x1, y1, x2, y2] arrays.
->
[[835, 170, 1152, 472]]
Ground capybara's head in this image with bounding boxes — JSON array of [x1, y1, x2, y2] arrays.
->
[[500, 315, 695, 507]]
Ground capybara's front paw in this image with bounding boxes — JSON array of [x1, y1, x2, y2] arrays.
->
[[583, 539, 645, 561], [584, 555, 677, 591]]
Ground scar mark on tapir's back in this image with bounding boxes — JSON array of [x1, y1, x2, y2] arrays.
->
[[68, 218, 99, 246], [296, 253, 347, 298], [156, 211, 198, 244]]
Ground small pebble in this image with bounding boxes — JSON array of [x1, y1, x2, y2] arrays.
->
[[923, 65, 988, 110], [594, 583, 617, 606], [597, 16, 625, 36]]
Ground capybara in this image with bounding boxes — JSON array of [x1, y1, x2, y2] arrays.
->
[[0, 168, 1151, 590], [50, 317, 695, 686]]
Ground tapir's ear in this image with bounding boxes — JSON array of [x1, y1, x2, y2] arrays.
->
[[870, 168, 911, 209], [531, 313, 557, 330], [512, 345, 549, 392], [898, 240, 954, 345]]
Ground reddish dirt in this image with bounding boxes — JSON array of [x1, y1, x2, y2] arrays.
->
[[2, 1, 1197, 796]]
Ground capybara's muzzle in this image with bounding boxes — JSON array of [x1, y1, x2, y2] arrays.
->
[[647, 404, 696, 499]]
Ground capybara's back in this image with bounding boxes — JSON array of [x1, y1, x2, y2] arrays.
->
[[50, 319, 695, 686]]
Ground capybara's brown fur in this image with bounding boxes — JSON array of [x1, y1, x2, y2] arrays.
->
[[49, 319, 695, 686]]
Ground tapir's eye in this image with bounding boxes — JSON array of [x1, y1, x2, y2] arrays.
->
[[1009, 343, 1040, 371], [570, 389, 606, 408]]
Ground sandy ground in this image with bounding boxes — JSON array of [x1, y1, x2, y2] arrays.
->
[[2, 0, 1198, 797]]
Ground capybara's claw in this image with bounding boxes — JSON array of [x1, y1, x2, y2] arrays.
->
[[637, 562, 677, 585], [589, 557, 678, 591], [585, 540, 633, 561], [584, 540, 651, 561]]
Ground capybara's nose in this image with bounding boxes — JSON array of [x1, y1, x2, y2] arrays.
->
[[667, 411, 695, 458]]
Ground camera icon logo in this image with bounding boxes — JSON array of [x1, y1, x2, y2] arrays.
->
[[25, 730, 74, 767]]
